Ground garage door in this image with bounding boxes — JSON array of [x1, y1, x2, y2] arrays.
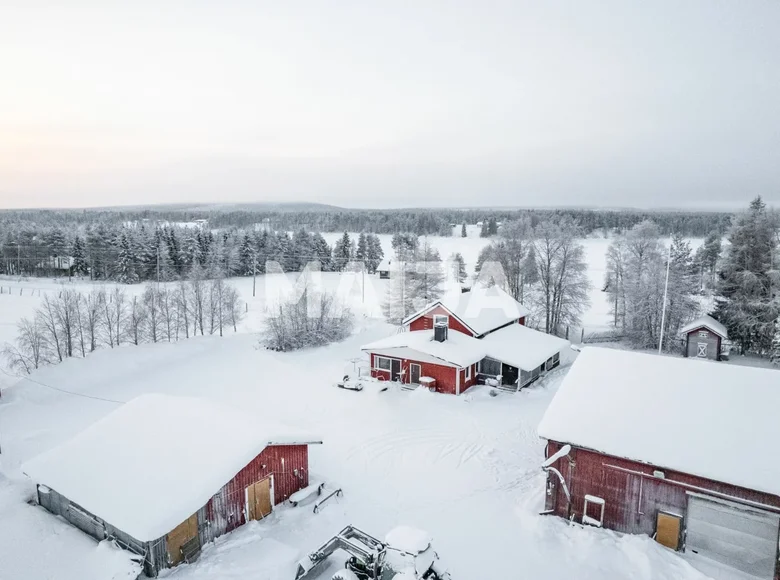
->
[[686, 495, 780, 579]]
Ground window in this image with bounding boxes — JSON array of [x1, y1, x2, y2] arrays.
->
[[480, 357, 502, 376], [375, 356, 392, 371], [433, 314, 449, 327], [465, 365, 472, 380], [698, 330, 708, 338]]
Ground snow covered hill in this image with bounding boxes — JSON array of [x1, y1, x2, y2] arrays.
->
[[0, 321, 713, 580]]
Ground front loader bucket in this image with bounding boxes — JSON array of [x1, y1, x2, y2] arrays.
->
[[294, 554, 328, 580]]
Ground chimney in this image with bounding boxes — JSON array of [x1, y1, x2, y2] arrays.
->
[[434, 323, 448, 342]]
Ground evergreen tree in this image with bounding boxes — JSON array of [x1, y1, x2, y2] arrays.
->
[[450, 252, 467, 283], [365, 234, 384, 273], [772, 319, 780, 365], [311, 233, 333, 271], [239, 233, 255, 276], [391, 232, 418, 261], [71, 235, 89, 277], [488, 217, 498, 236], [356, 233, 368, 263], [115, 231, 138, 283], [332, 232, 352, 270], [714, 196, 779, 354], [410, 241, 445, 308], [480, 221, 489, 238], [461, 223, 467, 238]]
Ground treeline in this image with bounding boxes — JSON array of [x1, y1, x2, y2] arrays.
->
[[0, 223, 383, 282], [1, 206, 732, 239], [2, 273, 245, 375]]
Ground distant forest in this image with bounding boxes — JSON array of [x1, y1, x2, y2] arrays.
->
[[2, 205, 732, 237]]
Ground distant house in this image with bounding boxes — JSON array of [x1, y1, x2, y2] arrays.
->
[[23, 394, 321, 577], [35, 255, 74, 273], [679, 315, 728, 361], [362, 286, 570, 394], [539, 348, 780, 580], [376, 258, 398, 279]]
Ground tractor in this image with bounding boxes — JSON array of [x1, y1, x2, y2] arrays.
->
[[294, 525, 450, 580]]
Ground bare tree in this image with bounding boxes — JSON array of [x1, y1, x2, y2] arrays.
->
[[81, 289, 104, 353], [127, 295, 148, 345], [39, 294, 64, 362], [2, 316, 50, 374], [188, 265, 207, 336], [53, 288, 80, 358], [157, 286, 176, 342], [102, 286, 128, 347], [142, 286, 163, 343], [223, 285, 244, 332], [175, 281, 190, 339]]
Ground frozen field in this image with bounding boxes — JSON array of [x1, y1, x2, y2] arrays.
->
[[0, 324, 712, 580]]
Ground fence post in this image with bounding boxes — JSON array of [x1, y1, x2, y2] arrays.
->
[[581, 328, 585, 343]]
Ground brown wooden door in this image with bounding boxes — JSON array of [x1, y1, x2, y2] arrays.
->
[[656, 511, 682, 550], [246, 476, 273, 521], [410, 363, 421, 384], [167, 513, 199, 565]]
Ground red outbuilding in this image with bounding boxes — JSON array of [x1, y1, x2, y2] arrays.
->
[[539, 348, 780, 580], [23, 394, 322, 577]]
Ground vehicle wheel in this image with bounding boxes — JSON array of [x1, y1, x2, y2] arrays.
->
[[331, 570, 360, 580]]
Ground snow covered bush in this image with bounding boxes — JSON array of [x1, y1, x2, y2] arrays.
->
[[261, 287, 354, 351]]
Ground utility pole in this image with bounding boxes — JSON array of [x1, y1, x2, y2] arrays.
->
[[252, 253, 257, 298], [362, 263, 365, 304], [658, 243, 672, 355]]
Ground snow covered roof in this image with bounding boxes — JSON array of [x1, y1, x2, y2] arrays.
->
[[679, 315, 728, 339], [385, 526, 432, 554], [23, 394, 321, 542], [377, 258, 399, 272], [403, 286, 530, 336], [480, 325, 570, 371], [538, 348, 780, 496], [361, 329, 485, 368]]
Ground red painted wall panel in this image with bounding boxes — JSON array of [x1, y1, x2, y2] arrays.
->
[[543, 441, 780, 578], [368, 352, 461, 394], [407, 305, 475, 337], [206, 444, 309, 536]]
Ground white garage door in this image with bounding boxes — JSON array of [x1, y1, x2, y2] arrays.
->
[[686, 495, 780, 579]]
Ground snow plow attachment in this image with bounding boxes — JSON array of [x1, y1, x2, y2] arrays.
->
[[294, 525, 383, 580]]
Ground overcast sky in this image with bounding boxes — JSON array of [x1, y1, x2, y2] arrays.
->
[[1, 0, 778, 210]]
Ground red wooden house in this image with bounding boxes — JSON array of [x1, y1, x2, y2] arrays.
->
[[23, 394, 322, 577], [363, 287, 570, 395], [538, 348, 780, 580]]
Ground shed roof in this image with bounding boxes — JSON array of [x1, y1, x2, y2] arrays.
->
[[362, 329, 485, 368], [480, 324, 570, 371], [403, 286, 530, 336], [377, 258, 399, 272], [23, 394, 321, 542], [679, 315, 728, 339], [538, 348, 780, 496]]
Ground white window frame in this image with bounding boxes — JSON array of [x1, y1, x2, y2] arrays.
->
[[582, 494, 605, 527], [375, 356, 392, 371], [465, 364, 471, 380], [433, 314, 449, 327], [698, 330, 708, 338]]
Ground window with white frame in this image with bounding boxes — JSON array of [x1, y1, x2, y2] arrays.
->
[[582, 494, 605, 527], [465, 365, 472, 380], [698, 330, 708, 338], [375, 356, 392, 371], [433, 314, 449, 327]]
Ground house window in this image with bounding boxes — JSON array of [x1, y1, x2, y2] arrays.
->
[[698, 330, 708, 338], [433, 314, 449, 327], [375, 356, 392, 371], [480, 358, 502, 376], [582, 494, 605, 527], [465, 365, 472, 380]]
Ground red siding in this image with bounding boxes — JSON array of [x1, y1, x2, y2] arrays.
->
[[407, 305, 475, 337], [543, 441, 780, 578], [206, 444, 309, 536], [369, 352, 462, 394], [518, 317, 526, 326]]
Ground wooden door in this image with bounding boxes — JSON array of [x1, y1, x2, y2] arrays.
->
[[656, 511, 682, 550], [167, 513, 199, 565], [391, 359, 401, 382], [410, 363, 421, 384], [246, 476, 273, 521]]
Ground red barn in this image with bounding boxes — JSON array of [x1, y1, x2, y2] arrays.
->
[[23, 394, 321, 577], [363, 287, 570, 394], [539, 348, 780, 580]]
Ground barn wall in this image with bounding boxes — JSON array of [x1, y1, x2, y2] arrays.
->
[[408, 305, 475, 337], [544, 441, 780, 540], [684, 327, 721, 360]]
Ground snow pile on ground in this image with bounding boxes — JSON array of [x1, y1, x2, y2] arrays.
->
[[539, 347, 780, 495], [0, 478, 142, 580], [385, 526, 431, 554]]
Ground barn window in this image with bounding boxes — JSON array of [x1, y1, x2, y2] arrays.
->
[[698, 330, 708, 338], [465, 365, 472, 380], [375, 356, 392, 371], [480, 357, 502, 376], [582, 494, 605, 527], [433, 314, 449, 327]]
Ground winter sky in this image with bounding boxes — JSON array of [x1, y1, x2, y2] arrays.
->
[[1, 1, 778, 210]]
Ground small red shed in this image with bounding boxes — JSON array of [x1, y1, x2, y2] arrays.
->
[[679, 315, 728, 361], [539, 348, 780, 580], [23, 394, 322, 577]]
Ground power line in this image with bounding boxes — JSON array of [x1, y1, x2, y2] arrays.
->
[[0, 366, 124, 404]]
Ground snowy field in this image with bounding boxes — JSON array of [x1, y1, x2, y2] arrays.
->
[[0, 230, 724, 580]]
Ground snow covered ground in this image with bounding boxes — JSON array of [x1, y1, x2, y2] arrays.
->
[[0, 321, 714, 580]]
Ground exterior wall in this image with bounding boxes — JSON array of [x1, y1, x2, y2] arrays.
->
[[543, 441, 780, 577], [369, 352, 461, 394], [459, 363, 478, 393], [407, 305, 475, 337], [684, 327, 721, 361]]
